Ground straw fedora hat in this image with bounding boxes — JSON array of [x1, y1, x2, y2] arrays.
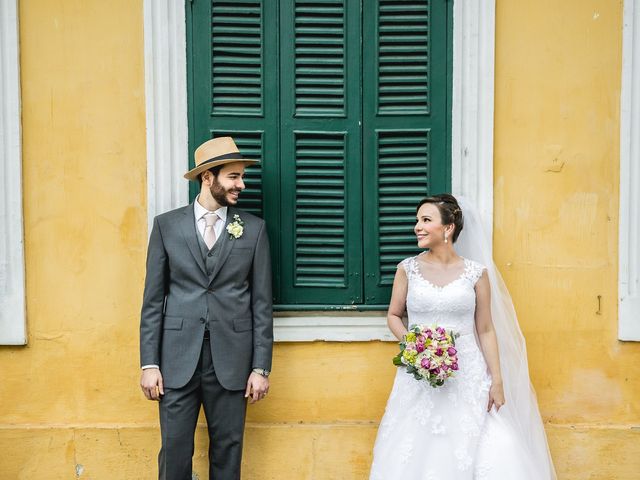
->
[[184, 136, 258, 181]]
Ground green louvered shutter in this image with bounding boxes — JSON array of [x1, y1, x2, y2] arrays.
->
[[188, 0, 282, 298], [362, 0, 451, 304], [279, 0, 363, 305], [188, 0, 452, 308]]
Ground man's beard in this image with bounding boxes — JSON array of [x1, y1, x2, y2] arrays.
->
[[209, 179, 240, 206]]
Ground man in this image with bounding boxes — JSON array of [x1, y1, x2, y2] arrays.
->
[[139, 136, 273, 479]]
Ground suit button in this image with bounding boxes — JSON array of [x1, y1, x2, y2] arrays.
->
[[207, 289, 214, 294], [199, 318, 206, 324], [208, 252, 214, 257]]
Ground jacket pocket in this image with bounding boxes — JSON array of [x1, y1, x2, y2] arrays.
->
[[233, 317, 252, 332], [163, 316, 183, 330]]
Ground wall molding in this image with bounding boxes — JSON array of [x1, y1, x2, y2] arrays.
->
[[0, 0, 26, 345], [451, 0, 496, 239], [619, 0, 640, 341], [143, 0, 189, 232], [143, 1, 496, 341]]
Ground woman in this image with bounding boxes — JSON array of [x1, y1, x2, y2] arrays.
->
[[369, 194, 556, 480]]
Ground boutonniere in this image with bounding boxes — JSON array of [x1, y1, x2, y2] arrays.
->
[[226, 214, 244, 239]]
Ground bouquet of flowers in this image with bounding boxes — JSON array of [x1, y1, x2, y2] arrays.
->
[[392, 325, 459, 387]]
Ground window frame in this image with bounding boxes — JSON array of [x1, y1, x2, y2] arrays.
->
[[143, 0, 496, 341]]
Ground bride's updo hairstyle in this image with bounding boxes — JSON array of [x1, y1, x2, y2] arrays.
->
[[416, 193, 464, 243]]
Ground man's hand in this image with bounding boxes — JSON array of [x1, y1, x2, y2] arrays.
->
[[245, 372, 269, 404], [140, 368, 164, 401]]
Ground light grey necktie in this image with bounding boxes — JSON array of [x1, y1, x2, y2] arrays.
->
[[203, 213, 219, 249]]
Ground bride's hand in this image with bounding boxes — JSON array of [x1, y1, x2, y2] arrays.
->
[[487, 381, 505, 412]]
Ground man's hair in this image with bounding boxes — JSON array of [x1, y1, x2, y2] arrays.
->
[[197, 165, 224, 187]]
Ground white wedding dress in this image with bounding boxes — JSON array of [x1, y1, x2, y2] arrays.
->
[[369, 254, 547, 480]]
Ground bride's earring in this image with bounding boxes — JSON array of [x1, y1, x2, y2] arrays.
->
[[444, 233, 448, 243]]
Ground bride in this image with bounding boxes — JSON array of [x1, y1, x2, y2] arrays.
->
[[369, 194, 556, 479]]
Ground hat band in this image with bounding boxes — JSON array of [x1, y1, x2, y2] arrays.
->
[[198, 151, 244, 168]]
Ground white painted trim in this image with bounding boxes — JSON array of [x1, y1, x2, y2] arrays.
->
[[143, 0, 189, 232], [619, 0, 640, 341], [0, 0, 26, 345], [274, 316, 395, 342], [144, 1, 495, 341], [451, 0, 496, 240]]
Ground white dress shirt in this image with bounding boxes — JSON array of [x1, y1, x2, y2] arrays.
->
[[141, 197, 228, 370], [193, 195, 228, 244]]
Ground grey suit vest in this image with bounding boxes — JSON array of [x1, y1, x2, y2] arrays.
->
[[195, 225, 223, 330]]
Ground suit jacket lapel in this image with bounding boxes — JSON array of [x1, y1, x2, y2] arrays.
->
[[208, 206, 236, 284], [179, 203, 208, 277]]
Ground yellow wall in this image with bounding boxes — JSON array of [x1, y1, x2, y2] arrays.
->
[[0, 0, 638, 479], [1, 0, 151, 476], [493, 0, 639, 478]]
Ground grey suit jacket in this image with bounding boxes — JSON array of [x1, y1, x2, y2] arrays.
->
[[140, 204, 273, 391]]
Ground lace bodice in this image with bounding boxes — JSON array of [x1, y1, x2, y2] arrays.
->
[[401, 255, 486, 336]]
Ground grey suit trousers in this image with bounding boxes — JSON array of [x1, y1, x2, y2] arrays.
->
[[158, 334, 247, 480]]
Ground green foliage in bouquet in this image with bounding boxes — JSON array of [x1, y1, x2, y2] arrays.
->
[[392, 325, 460, 387]]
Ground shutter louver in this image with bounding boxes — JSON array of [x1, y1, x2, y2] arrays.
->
[[211, 0, 263, 115], [377, 0, 430, 114], [294, 0, 346, 116], [294, 132, 347, 286], [212, 130, 264, 218], [377, 130, 429, 285]]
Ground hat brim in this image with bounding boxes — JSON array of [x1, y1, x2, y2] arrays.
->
[[184, 158, 259, 181]]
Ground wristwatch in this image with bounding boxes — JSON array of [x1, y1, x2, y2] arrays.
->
[[252, 368, 270, 378]]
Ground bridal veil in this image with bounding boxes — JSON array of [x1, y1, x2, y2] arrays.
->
[[455, 197, 557, 479]]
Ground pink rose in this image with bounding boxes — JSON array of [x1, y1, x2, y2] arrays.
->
[[425, 330, 433, 339], [421, 358, 431, 369], [447, 347, 457, 356], [451, 363, 459, 371], [435, 348, 444, 356], [416, 342, 425, 353], [442, 364, 449, 371]]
